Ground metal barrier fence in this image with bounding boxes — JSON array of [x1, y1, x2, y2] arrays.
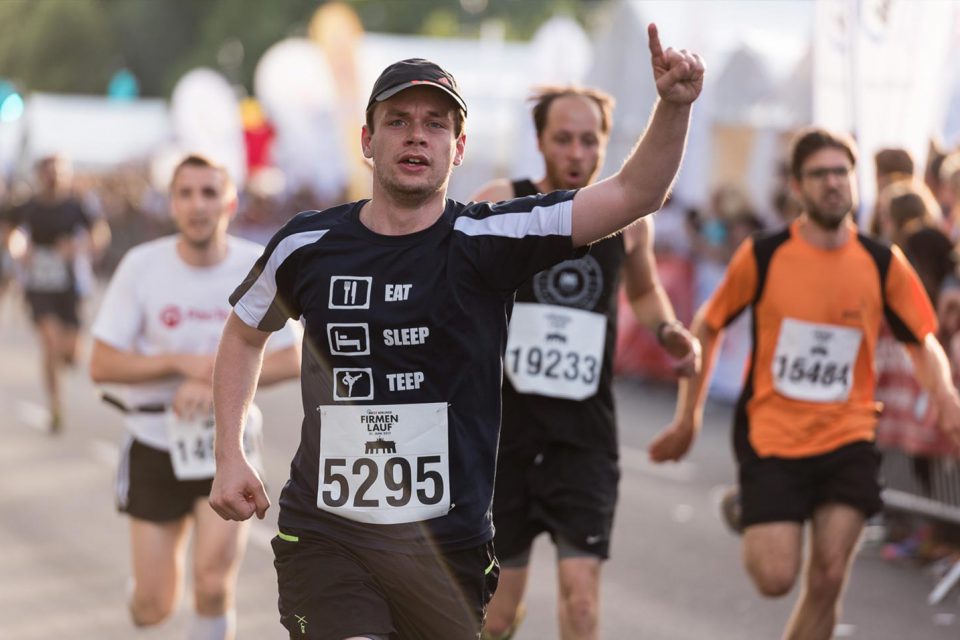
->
[[879, 448, 960, 604]]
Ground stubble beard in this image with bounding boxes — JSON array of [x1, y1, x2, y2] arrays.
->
[[546, 161, 599, 191], [805, 192, 852, 231], [378, 170, 447, 207]]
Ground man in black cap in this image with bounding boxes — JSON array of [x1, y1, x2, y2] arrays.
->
[[210, 24, 704, 640]]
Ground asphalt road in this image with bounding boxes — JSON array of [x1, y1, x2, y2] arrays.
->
[[0, 294, 957, 639]]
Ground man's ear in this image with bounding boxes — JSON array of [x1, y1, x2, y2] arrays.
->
[[788, 176, 802, 198], [452, 133, 466, 167], [361, 125, 373, 159]]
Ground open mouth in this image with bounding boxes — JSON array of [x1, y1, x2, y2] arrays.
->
[[400, 155, 429, 168]]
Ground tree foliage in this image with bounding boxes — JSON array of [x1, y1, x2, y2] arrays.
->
[[0, 0, 599, 97]]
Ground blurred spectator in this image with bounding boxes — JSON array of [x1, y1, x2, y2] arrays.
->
[[940, 150, 960, 237], [92, 164, 174, 275], [875, 148, 915, 190], [683, 184, 763, 402], [231, 168, 287, 245], [771, 187, 803, 226], [880, 181, 954, 306], [924, 140, 949, 215], [868, 147, 915, 236]]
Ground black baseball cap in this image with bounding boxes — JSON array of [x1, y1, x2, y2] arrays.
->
[[366, 58, 467, 116]]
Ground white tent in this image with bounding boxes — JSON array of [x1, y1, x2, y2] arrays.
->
[[23, 93, 171, 169]]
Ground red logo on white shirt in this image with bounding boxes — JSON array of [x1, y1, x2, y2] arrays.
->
[[160, 305, 182, 328], [159, 305, 228, 328]]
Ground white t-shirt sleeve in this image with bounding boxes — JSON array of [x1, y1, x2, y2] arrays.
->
[[91, 248, 144, 351]]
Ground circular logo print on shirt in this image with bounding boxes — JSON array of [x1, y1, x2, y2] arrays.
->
[[532, 255, 603, 309], [160, 305, 183, 328]]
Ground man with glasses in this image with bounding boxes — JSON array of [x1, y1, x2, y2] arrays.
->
[[648, 127, 960, 640]]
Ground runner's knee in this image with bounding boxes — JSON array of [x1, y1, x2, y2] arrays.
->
[[484, 595, 525, 638], [560, 587, 598, 632], [484, 603, 523, 637], [745, 549, 797, 597], [130, 590, 176, 627], [805, 558, 848, 600], [192, 570, 231, 614], [748, 562, 797, 598]]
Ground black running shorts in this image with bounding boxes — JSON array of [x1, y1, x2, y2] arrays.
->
[[271, 530, 499, 640], [25, 290, 81, 327], [492, 440, 619, 562], [739, 440, 883, 528], [116, 437, 213, 522]]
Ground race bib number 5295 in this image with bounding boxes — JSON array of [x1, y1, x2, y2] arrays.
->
[[318, 403, 449, 525]]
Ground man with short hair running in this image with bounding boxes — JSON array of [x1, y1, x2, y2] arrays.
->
[[649, 127, 960, 640], [472, 85, 699, 640], [210, 24, 704, 640], [0, 154, 110, 432], [89, 154, 301, 639]]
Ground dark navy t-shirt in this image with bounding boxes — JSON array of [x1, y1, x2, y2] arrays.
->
[[230, 192, 579, 551], [2, 198, 92, 246]]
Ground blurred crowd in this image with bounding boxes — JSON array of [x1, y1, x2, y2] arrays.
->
[[0, 159, 349, 280]]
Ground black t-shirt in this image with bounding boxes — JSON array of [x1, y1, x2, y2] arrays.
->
[[2, 197, 94, 293], [500, 179, 625, 455], [2, 197, 92, 246], [230, 193, 579, 551]]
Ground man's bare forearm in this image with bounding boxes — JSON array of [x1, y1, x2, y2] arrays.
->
[[214, 314, 268, 462]]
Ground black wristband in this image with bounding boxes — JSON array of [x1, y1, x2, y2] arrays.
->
[[656, 320, 682, 345]]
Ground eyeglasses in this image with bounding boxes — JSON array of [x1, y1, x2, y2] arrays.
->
[[802, 166, 851, 181]]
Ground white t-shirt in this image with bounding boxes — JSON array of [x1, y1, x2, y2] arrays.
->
[[92, 235, 300, 450]]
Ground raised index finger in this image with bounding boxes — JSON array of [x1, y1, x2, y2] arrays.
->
[[648, 23, 663, 61]]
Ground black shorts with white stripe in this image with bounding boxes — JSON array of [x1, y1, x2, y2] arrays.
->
[[116, 436, 213, 522]]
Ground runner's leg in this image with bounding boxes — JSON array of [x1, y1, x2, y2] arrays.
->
[[129, 515, 191, 626], [34, 315, 63, 429], [783, 503, 864, 640], [556, 556, 601, 640], [742, 521, 803, 597], [190, 497, 249, 639], [483, 565, 529, 639], [60, 323, 80, 366]]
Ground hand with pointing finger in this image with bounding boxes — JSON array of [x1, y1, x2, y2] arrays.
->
[[648, 23, 705, 105]]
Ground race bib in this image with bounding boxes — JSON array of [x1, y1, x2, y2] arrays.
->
[[26, 248, 70, 292], [772, 318, 863, 403], [166, 405, 264, 480], [504, 303, 605, 400], [318, 403, 449, 525]]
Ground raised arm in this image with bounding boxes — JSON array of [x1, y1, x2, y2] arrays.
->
[[209, 311, 273, 521], [572, 24, 704, 247]]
